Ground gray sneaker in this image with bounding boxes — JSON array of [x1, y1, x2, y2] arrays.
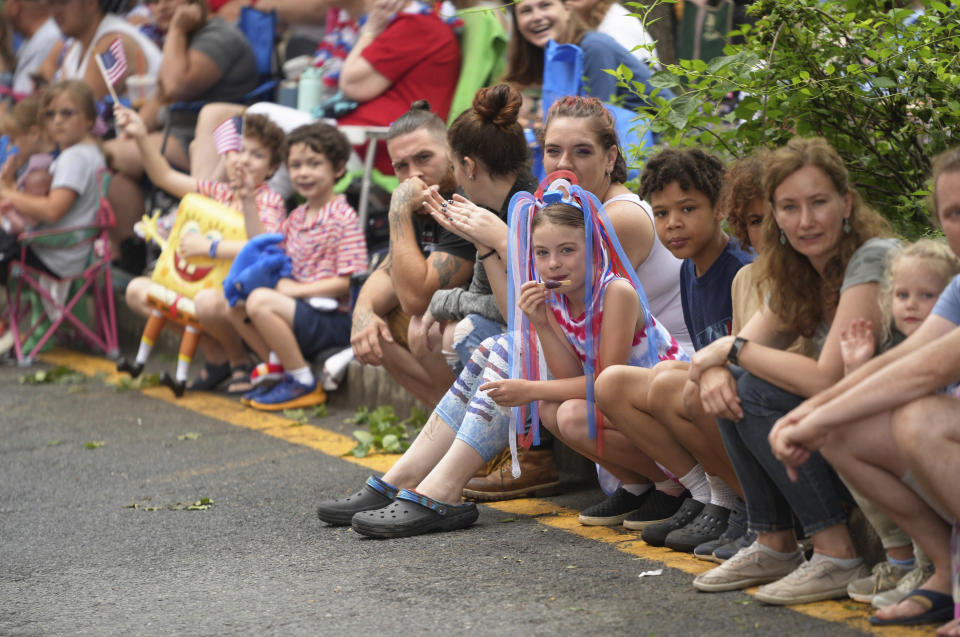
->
[[755, 555, 867, 605], [692, 540, 803, 592], [847, 561, 911, 603], [871, 563, 935, 609]]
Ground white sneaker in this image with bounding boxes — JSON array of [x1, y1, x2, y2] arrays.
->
[[693, 540, 803, 592], [847, 561, 910, 603], [755, 554, 867, 605], [871, 563, 934, 609]]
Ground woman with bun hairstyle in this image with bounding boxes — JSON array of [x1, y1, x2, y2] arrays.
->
[[504, 0, 672, 111], [689, 137, 897, 605], [409, 84, 537, 368]]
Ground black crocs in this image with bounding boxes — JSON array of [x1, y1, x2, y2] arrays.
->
[[351, 489, 479, 539], [641, 497, 704, 547], [665, 503, 731, 553], [316, 476, 398, 526]]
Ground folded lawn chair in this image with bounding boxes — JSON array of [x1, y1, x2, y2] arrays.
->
[[5, 169, 119, 365]]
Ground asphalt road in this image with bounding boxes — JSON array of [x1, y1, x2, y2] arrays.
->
[[0, 354, 898, 636]]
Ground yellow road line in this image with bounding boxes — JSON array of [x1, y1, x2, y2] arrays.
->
[[42, 349, 934, 636]]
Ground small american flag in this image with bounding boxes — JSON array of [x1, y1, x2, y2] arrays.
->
[[212, 116, 243, 155], [98, 39, 128, 86]]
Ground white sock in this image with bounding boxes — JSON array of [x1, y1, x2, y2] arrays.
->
[[289, 366, 314, 386], [621, 483, 652, 497], [706, 474, 738, 510], [678, 465, 711, 504], [654, 478, 685, 497], [810, 552, 862, 568], [135, 341, 151, 364], [268, 351, 281, 365], [756, 543, 801, 559], [175, 358, 190, 382]]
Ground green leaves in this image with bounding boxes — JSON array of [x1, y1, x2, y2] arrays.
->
[[109, 373, 161, 392], [282, 404, 328, 426], [345, 405, 427, 458], [20, 366, 86, 385], [629, 0, 960, 239], [124, 497, 214, 511]]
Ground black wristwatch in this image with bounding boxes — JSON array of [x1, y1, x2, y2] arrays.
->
[[727, 336, 747, 366]]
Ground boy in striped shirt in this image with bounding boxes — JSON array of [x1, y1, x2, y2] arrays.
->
[[230, 122, 368, 410]]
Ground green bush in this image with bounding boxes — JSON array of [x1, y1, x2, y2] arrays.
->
[[618, 0, 960, 238]]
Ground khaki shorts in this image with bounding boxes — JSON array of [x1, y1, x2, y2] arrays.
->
[[384, 306, 411, 351]]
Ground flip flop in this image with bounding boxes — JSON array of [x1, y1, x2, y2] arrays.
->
[[351, 488, 478, 539], [186, 361, 231, 391], [869, 589, 955, 626]]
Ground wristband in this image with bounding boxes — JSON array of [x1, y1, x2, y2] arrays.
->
[[727, 336, 747, 366], [478, 248, 497, 261], [208, 238, 220, 258]]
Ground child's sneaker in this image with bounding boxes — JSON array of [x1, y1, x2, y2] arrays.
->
[[241, 382, 275, 406], [251, 362, 284, 385], [249, 374, 326, 411]]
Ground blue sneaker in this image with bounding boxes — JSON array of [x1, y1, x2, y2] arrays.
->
[[241, 382, 274, 406], [249, 374, 326, 411]]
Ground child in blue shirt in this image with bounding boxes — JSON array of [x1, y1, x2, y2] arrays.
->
[[593, 149, 753, 554]]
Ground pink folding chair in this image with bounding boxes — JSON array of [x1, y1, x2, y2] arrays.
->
[[5, 168, 120, 365]]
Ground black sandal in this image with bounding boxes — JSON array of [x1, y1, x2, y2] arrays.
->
[[186, 361, 232, 391], [225, 364, 254, 394]]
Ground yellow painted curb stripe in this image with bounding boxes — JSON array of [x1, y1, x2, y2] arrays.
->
[[41, 349, 934, 636]]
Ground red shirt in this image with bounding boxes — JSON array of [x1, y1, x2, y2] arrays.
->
[[339, 12, 460, 175]]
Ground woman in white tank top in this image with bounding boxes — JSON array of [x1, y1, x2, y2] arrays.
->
[[540, 97, 693, 356]]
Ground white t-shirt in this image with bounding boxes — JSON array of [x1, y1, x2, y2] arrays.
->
[[13, 18, 62, 95], [34, 143, 106, 278], [605, 192, 693, 356], [597, 3, 655, 63]]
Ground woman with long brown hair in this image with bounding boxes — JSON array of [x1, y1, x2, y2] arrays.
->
[[689, 136, 897, 605]]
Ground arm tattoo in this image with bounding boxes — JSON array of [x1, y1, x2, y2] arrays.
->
[[388, 183, 415, 241], [351, 309, 372, 335], [432, 252, 461, 289]]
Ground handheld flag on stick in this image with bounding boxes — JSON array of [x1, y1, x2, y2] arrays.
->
[[212, 116, 243, 155], [94, 39, 128, 103]]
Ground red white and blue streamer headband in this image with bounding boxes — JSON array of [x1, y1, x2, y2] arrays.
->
[[505, 171, 673, 477]]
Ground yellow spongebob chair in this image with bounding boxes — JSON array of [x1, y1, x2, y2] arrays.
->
[[116, 194, 246, 396]]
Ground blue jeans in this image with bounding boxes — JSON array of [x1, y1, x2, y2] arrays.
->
[[717, 371, 851, 535]]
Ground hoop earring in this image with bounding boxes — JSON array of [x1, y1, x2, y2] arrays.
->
[[843, 217, 851, 234], [779, 229, 787, 245]]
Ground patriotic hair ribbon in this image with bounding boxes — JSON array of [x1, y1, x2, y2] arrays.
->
[[505, 171, 679, 477], [99, 39, 128, 87], [212, 116, 243, 156]]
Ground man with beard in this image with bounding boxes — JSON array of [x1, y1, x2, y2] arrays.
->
[[350, 101, 475, 406]]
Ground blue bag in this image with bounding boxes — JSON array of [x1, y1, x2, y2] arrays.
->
[[539, 40, 653, 181]]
